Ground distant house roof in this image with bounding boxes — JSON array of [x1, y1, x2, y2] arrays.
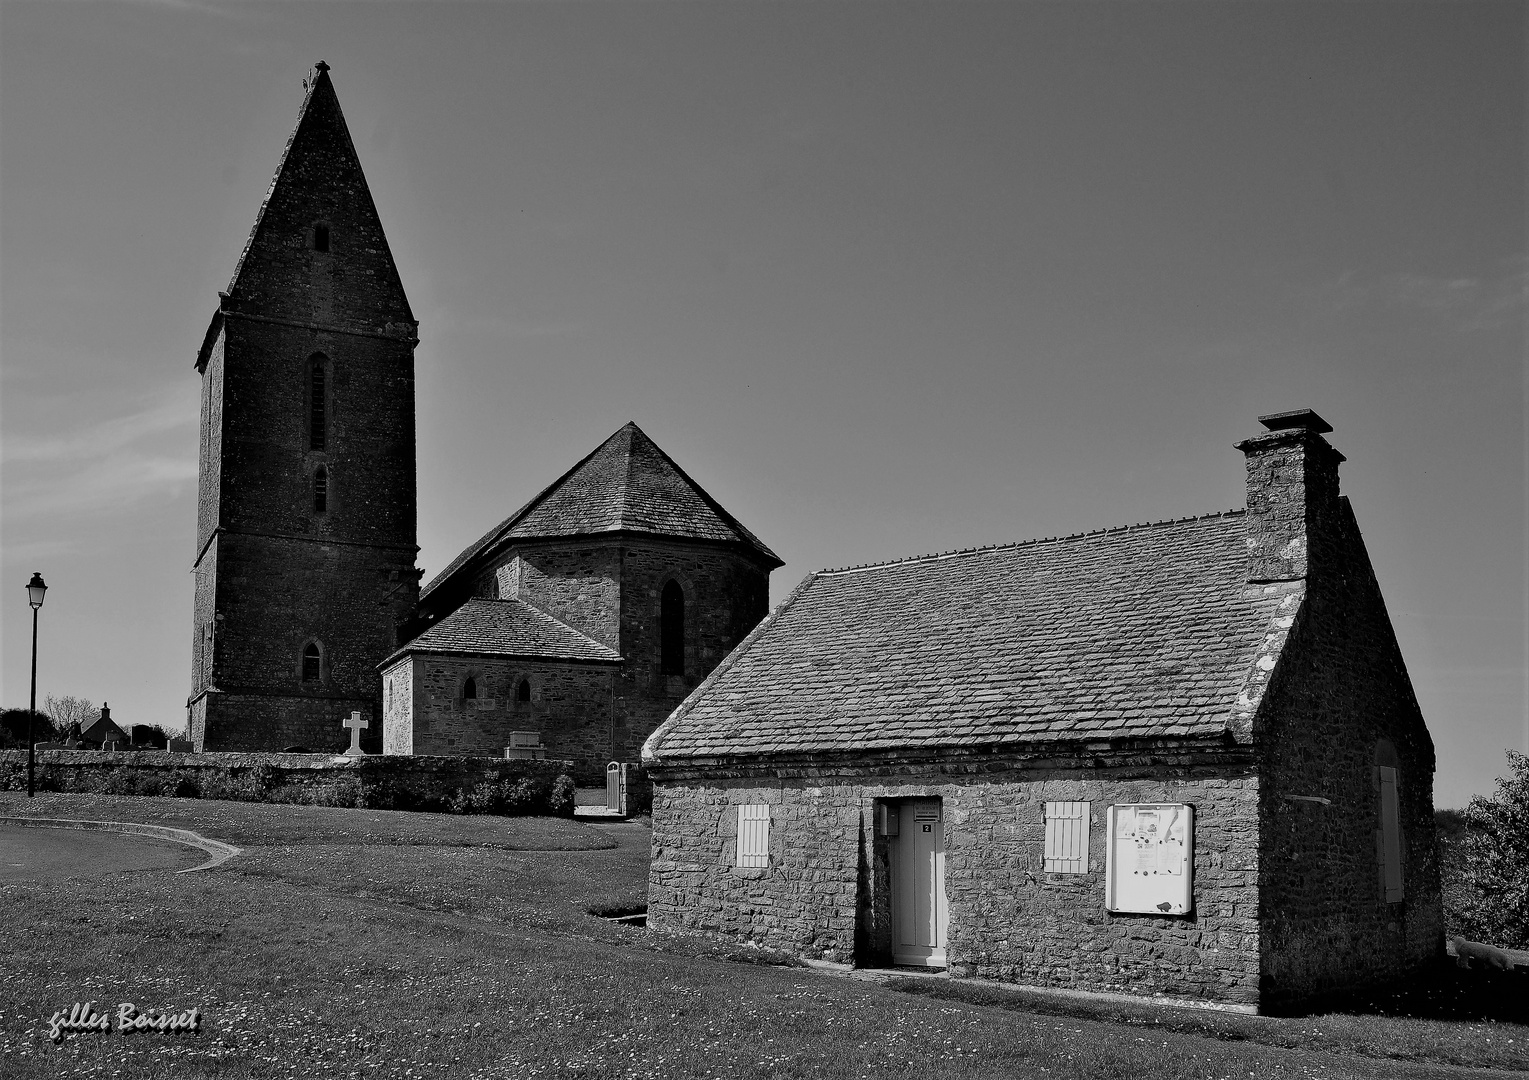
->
[[422, 422, 781, 600], [383, 598, 623, 666], [645, 510, 1301, 764], [79, 711, 128, 745]]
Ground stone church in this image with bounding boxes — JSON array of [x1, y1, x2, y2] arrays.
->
[[189, 63, 779, 774]]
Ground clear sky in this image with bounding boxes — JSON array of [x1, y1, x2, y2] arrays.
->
[[1, 1, 1523, 808]]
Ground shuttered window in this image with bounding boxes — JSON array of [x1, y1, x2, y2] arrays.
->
[[1044, 801, 1089, 873], [1378, 767, 1403, 902], [737, 804, 770, 868]]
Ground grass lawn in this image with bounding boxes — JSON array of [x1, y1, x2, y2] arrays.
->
[[1, 792, 1524, 1079]]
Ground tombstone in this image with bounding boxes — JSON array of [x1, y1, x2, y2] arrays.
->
[[341, 711, 368, 757], [166, 737, 194, 753], [504, 731, 545, 760]]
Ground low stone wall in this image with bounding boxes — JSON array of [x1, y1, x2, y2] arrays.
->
[[0, 749, 576, 816]]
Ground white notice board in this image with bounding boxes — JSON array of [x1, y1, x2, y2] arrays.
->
[[1105, 804, 1193, 915]]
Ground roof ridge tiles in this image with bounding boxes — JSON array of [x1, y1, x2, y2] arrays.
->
[[818, 508, 1247, 577]]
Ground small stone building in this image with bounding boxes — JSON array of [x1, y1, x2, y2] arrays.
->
[[79, 704, 130, 750], [381, 422, 781, 780], [643, 411, 1441, 1013]]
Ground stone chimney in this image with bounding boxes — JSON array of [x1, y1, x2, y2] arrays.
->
[[1234, 410, 1345, 583]]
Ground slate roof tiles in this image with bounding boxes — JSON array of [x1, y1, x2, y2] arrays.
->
[[646, 510, 1298, 761], [421, 422, 780, 599], [386, 598, 622, 664]]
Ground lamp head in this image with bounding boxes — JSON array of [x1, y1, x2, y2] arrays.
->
[[26, 572, 46, 610]]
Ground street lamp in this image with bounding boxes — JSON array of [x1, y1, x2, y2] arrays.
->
[[26, 572, 47, 798]]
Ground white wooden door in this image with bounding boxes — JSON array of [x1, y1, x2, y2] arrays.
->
[[892, 799, 948, 966]]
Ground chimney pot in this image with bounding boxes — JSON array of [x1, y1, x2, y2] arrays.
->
[[1257, 408, 1332, 435]]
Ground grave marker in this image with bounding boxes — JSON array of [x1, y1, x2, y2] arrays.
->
[[342, 711, 368, 757]]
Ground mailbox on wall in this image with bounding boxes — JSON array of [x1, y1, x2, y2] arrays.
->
[[1105, 804, 1194, 915]]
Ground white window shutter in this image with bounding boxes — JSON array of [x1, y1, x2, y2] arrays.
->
[[1379, 767, 1403, 902], [1044, 801, 1089, 873], [737, 804, 770, 868]]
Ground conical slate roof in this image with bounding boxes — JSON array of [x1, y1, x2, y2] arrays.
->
[[422, 423, 781, 598], [221, 61, 413, 332]]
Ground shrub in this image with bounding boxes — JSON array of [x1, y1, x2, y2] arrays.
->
[[1449, 749, 1529, 949], [548, 773, 576, 817], [501, 776, 544, 814]]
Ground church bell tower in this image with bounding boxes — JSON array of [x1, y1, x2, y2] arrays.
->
[[189, 62, 419, 752]]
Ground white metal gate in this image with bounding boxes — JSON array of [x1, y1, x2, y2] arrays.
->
[[605, 761, 628, 815]]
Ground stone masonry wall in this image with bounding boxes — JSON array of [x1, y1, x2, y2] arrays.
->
[[0, 748, 571, 815], [487, 544, 623, 650], [382, 656, 415, 755], [1255, 498, 1442, 1009], [198, 529, 416, 753], [385, 655, 617, 782], [650, 759, 1263, 1008], [450, 536, 772, 768]]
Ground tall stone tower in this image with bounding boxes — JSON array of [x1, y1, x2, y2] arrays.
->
[[189, 62, 419, 752]]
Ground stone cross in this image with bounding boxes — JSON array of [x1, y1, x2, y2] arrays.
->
[[342, 711, 368, 757]]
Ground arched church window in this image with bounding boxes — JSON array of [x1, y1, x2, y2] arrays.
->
[[661, 580, 685, 676], [313, 466, 328, 513], [463, 677, 477, 700], [309, 356, 328, 451], [301, 642, 322, 683], [313, 223, 330, 252], [517, 678, 531, 702]]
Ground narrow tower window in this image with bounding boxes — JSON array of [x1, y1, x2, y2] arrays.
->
[[309, 358, 327, 451], [517, 678, 531, 702], [313, 223, 330, 252], [661, 580, 685, 676], [463, 677, 477, 701], [301, 642, 322, 683], [313, 466, 328, 513]]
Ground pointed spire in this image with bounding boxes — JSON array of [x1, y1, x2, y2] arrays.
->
[[220, 61, 415, 336]]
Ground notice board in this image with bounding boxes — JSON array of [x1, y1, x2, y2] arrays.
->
[[1105, 804, 1193, 915]]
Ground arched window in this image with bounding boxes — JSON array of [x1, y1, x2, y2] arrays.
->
[[661, 580, 685, 676], [463, 676, 477, 700], [301, 642, 322, 683], [516, 678, 531, 702], [313, 466, 328, 513], [309, 356, 328, 451], [313, 223, 330, 252]]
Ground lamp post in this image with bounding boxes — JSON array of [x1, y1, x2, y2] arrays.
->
[[26, 572, 47, 798]]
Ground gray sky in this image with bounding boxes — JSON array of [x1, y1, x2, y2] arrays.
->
[[2, 1, 1523, 808]]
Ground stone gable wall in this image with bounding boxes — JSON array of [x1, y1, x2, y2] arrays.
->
[[1254, 500, 1442, 1008], [650, 762, 1263, 1007]]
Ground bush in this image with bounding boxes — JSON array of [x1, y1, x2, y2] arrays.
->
[[1448, 749, 1529, 949], [0, 709, 56, 747], [548, 773, 576, 817]]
